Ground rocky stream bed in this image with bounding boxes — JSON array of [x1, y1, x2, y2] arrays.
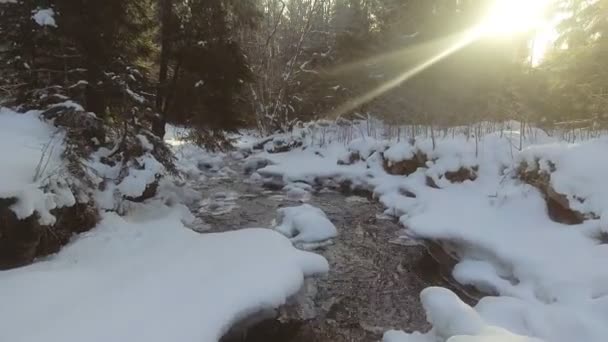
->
[[188, 156, 474, 342]]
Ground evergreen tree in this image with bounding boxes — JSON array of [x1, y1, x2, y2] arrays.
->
[[153, 0, 260, 140], [542, 0, 608, 126]]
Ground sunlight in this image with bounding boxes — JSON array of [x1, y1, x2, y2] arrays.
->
[[329, 30, 480, 118], [477, 0, 551, 36], [328, 0, 558, 119]]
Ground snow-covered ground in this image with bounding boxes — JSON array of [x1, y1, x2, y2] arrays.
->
[[244, 124, 608, 342], [0, 114, 330, 342], [0, 206, 328, 342], [3, 111, 608, 342]]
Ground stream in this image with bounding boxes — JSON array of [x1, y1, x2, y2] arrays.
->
[[187, 154, 470, 342]]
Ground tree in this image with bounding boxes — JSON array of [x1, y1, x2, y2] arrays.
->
[[542, 0, 608, 127], [153, 0, 260, 141]]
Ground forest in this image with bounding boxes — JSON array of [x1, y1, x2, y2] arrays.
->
[[1, 1, 608, 342], [2, 0, 606, 140]]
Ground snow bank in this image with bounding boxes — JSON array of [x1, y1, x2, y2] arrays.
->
[[247, 126, 608, 342], [519, 139, 608, 218], [0, 206, 328, 342], [0, 108, 72, 224], [275, 204, 337, 246], [383, 287, 543, 342]]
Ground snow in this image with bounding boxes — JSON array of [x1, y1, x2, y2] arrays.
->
[[274, 204, 337, 246], [519, 138, 608, 217], [0, 108, 71, 224], [32, 8, 57, 28], [0, 205, 328, 342], [88, 147, 166, 210], [247, 125, 608, 342], [347, 137, 388, 159], [383, 288, 543, 342], [49, 100, 85, 111], [384, 142, 416, 163]]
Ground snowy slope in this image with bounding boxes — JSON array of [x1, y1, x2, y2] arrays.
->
[[0, 205, 328, 342], [252, 129, 608, 342]]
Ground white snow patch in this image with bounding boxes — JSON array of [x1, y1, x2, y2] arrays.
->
[[383, 287, 543, 342], [0, 206, 328, 342], [0, 108, 70, 224]]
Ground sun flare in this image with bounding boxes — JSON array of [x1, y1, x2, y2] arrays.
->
[[477, 0, 551, 36]]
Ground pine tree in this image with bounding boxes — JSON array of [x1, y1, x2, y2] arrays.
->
[[153, 0, 260, 141]]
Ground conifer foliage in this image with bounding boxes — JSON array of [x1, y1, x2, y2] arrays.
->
[[0, 0, 259, 143]]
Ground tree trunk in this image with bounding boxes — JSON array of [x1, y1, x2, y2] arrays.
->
[[154, 0, 173, 138], [85, 60, 105, 116]]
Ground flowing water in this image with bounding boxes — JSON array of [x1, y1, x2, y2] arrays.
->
[[188, 155, 470, 342]]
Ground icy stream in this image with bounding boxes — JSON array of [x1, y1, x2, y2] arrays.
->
[[189, 155, 467, 341]]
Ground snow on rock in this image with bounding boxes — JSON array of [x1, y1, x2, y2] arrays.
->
[[384, 141, 417, 163], [275, 204, 337, 246], [383, 287, 543, 342], [518, 139, 608, 218], [0, 206, 329, 342], [338, 137, 389, 165], [32, 8, 57, 27]]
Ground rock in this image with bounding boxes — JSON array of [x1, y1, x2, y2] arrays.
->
[[0, 198, 44, 269], [517, 161, 585, 225], [337, 151, 361, 165], [265, 135, 304, 154], [0, 198, 99, 270], [426, 176, 440, 189], [444, 166, 478, 183], [244, 157, 274, 175], [382, 151, 428, 176], [125, 179, 159, 203]]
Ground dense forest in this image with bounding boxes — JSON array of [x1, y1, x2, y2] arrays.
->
[[1, 0, 606, 141]]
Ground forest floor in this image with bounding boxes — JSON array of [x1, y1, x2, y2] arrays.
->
[[191, 155, 463, 342]]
